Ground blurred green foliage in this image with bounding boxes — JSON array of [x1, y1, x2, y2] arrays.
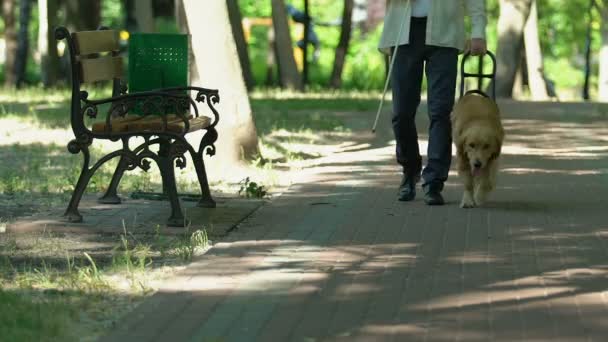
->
[[0, 0, 605, 97], [238, 0, 603, 96]]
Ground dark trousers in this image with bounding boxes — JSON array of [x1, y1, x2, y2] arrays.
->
[[391, 17, 458, 192]]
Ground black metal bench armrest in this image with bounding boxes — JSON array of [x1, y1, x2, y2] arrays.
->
[[141, 86, 220, 128], [80, 87, 220, 134]]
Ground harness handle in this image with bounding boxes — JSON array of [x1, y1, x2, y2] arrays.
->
[[460, 50, 497, 100]]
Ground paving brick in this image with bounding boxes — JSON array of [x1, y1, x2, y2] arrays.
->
[[99, 103, 608, 341]]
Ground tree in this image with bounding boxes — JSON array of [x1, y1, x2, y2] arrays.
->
[[330, 0, 354, 89], [153, 0, 175, 17], [65, 0, 101, 31], [2, 0, 17, 87], [14, 0, 32, 88], [134, 0, 155, 32], [38, 0, 60, 87], [494, 0, 533, 98], [599, 1, 608, 102], [522, 0, 549, 100], [226, 0, 255, 90], [176, 0, 260, 167], [270, 0, 302, 89]]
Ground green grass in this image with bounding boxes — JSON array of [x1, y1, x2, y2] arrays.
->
[[0, 143, 160, 216], [0, 222, 211, 340], [0, 289, 78, 342], [0, 87, 359, 340], [0, 87, 360, 204], [250, 89, 381, 111]]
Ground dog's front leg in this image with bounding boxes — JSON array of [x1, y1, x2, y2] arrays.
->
[[474, 174, 493, 206], [460, 172, 476, 208], [474, 162, 497, 206], [473, 182, 488, 206]]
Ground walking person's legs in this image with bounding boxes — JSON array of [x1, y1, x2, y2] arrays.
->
[[421, 46, 459, 205], [391, 18, 426, 201]]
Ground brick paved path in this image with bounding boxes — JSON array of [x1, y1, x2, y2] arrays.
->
[[102, 102, 608, 341]]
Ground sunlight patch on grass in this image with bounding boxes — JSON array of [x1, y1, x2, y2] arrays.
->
[[250, 88, 384, 100], [0, 223, 212, 341], [0, 87, 72, 104]]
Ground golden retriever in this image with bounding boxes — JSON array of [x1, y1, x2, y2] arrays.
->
[[452, 91, 504, 208]]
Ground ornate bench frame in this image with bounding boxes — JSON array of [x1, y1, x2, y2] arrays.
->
[[55, 26, 220, 227]]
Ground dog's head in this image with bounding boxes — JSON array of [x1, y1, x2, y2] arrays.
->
[[461, 124, 502, 177]]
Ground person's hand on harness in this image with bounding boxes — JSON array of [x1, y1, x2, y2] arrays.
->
[[465, 38, 487, 56]]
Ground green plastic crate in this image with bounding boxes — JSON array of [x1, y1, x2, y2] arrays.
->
[[128, 33, 189, 115]]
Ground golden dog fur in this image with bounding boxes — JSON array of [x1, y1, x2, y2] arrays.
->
[[451, 92, 504, 208]]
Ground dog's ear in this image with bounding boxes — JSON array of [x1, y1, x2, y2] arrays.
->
[[454, 129, 466, 146], [495, 135, 503, 153], [490, 137, 502, 161]]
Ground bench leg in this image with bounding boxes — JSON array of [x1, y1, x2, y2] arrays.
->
[[158, 140, 186, 227], [98, 156, 128, 204], [64, 154, 94, 223], [191, 151, 216, 208]]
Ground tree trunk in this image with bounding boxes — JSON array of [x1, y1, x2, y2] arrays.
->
[[38, 0, 60, 87], [523, 0, 548, 100], [599, 5, 608, 102], [2, 0, 17, 87], [226, 0, 255, 90], [270, 0, 302, 90], [494, 0, 532, 98], [302, 0, 310, 86], [134, 0, 155, 32], [125, 0, 137, 31], [153, 0, 174, 18], [330, 0, 354, 89], [14, 0, 32, 88], [65, 0, 101, 31], [265, 27, 277, 86], [176, 0, 260, 169], [512, 43, 529, 100], [81, 0, 101, 30]]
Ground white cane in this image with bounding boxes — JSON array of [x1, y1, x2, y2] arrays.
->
[[372, 6, 410, 133]]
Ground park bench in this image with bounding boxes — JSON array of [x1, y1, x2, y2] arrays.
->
[[55, 26, 220, 227]]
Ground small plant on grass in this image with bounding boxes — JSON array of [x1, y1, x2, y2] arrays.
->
[[111, 224, 153, 292], [57, 252, 108, 292], [112, 231, 152, 272], [174, 228, 209, 262], [1, 175, 17, 196], [238, 177, 268, 199]]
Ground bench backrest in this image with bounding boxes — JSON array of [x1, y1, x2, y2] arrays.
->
[[55, 26, 124, 136], [72, 30, 122, 84]]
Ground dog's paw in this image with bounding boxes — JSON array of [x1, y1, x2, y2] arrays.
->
[[460, 192, 476, 208]]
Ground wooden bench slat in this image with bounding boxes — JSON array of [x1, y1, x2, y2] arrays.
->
[[91, 115, 145, 133], [72, 30, 119, 55], [127, 115, 210, 133], [182, 116, 212, 132], [80, 56, 123, 83]]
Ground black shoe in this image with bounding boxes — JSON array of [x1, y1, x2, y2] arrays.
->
[[424, 189, 445, 206], [398, 174, 418, 201]]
